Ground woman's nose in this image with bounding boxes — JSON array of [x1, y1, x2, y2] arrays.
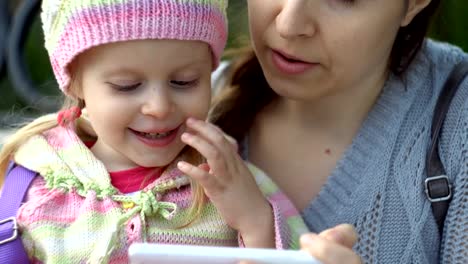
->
[[141, 88, 173, 119], [276, 0, 316, 39]]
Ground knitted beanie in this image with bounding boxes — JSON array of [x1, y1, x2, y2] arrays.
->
[[41, 0, 228, 94]]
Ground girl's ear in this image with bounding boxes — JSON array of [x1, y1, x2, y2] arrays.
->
[[401, 0, 432, 27], [67, 88, 84, 102], [67, 75, 84, 100], [67, 59, 84, 99], [72, 88, 84, 100]]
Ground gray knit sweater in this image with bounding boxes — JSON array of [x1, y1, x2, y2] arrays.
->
[[239, 40, 467, 263], [300, 40, 467, 263]]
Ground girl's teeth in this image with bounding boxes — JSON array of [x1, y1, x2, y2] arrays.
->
[[140, 131, 171, 139]]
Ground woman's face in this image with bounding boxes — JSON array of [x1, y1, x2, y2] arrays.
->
[[247, 0, 430, 102]]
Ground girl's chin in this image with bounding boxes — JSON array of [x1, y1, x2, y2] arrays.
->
[[134, 150, 184, 168]]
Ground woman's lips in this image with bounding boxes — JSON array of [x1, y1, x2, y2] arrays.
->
[[271, 49, 317, 75], [130, 125, 181, 148]]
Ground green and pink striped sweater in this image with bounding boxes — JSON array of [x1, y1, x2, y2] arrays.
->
[[12, 125, 308, 263]]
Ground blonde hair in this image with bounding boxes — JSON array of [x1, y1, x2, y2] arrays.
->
[[0, 61, 206, 224], [0, 96, 83, 186]]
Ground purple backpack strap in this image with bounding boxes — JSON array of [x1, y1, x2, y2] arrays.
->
[[0, 163, 36, 264]]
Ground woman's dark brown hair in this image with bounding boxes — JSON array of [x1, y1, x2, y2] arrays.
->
[[391, 0, 441, 74], [210, 0, 441, 143]]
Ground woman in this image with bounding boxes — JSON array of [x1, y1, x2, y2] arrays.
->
[[212, 0, 467, 263]]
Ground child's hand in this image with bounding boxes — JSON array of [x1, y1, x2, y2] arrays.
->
[[177, 118, 274, 248]]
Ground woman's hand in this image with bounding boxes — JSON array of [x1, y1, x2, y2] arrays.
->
[[300, 224, 361, 264], [178, 118, 275, 248], [238, 224, 361, 264]]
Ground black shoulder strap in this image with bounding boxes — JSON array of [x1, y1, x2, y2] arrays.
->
[[425, 59, 468, 235]]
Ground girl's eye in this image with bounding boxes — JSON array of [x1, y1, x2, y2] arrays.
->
[[169, 79, 199, 89], [107, 82, 141, 92]]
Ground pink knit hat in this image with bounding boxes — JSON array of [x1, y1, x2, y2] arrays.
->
[[41, 0, 228, 94]]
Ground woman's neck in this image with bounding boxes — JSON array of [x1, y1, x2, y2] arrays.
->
[[248, 70, 389, 209], [268, 71, 388, 143]]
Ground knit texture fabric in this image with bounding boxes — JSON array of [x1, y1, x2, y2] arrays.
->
[[13, 125, 308, 263], [41, 0, 228, 94], [295, 40, 467, 263]]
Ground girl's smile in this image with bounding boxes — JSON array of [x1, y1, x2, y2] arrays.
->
[[129, 124, 183, 148]]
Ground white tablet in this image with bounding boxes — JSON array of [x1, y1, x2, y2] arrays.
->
[[128, 243, 321, 264]]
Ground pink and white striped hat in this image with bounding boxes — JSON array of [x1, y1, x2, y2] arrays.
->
[[41, 0, 228, 94]]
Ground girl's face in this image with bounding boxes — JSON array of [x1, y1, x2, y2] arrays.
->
[[247, 0, 429, 102], [75, 39, 212, 171]]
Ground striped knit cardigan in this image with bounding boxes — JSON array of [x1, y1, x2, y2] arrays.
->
[[11, 124, 308, 263]]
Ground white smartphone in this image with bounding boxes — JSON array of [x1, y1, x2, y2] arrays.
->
[[128, 243, 321, 264]]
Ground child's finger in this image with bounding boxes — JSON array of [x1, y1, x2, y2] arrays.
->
[[181, 132, 230, 177], [223, 134, 239, 152], [177, 161, 222, 192], [198, 163, 210, 172], [209, 124, 238, 151], [181, 132, 219, 159], [186, 118, 234, 156]]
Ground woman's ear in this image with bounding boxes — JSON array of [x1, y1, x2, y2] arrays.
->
[[401, 0, 432, 27]]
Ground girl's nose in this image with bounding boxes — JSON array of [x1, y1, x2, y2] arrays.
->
[[276, 0, 316, 39], [141, 88, 173, 119]]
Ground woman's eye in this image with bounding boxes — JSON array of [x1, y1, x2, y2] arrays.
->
[[169, 79, 199, 89], [107, 83, 141, 92]]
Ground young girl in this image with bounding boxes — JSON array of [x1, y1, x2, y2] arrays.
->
[[211, 0, 467, 263], [0, 0, 308, 263]]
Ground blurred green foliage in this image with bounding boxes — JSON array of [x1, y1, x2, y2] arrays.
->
[[430, 0, 468, 51], [1, 0, 467, 116]]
